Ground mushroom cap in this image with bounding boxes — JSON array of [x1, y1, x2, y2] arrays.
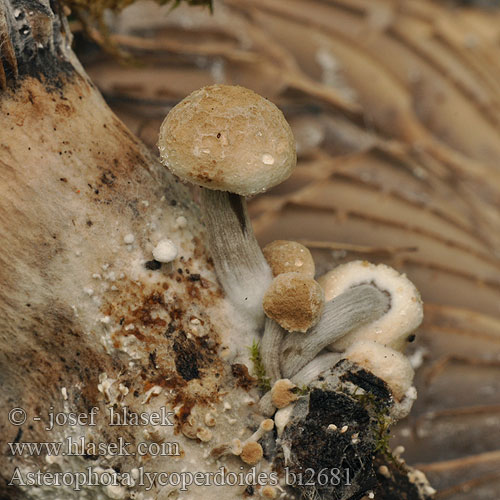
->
[[262, 240, 315, 278], [240, 441, 263, 465], [271, 378, 298, 409], [263, 272, 324, 333], [343, 340, 415, 400], [260, 418, 275, 432], [158, 85, 296, 196], [262, 486, 278, 499], [318, 260, 423, 351]]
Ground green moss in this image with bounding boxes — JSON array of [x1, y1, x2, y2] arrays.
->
[[248, 340, 271, 392], [294, 384, 310, 396], [349, 388, 401, 465]]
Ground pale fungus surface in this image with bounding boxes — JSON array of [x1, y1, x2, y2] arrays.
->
[[343, 340, 415, 400]]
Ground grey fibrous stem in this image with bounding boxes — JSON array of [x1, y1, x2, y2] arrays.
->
[[261, 317, 285, 384], [280, 284, 390, 379], [201, 189, 272, 331], [290, 352, 342, 386]]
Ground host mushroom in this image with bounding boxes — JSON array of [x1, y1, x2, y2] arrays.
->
[[342, 340, 415, 400], [158, 85, 296, 330], [318, 261, 423, 351]]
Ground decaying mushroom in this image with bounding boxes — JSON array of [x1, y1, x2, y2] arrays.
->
[[158, 84, 296, 329], [343, 340, 415, 401], [318, 260, 424, 351]]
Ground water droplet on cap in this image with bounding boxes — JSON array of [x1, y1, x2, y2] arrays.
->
[[262, 153, 275, 165]]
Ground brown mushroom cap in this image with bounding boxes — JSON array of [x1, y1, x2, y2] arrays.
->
[[240, 441, 264, 465], [271, 379, 298, 409], [262, 240, 315, 278], [158, 85, 296, 196], [263, 272, 324, 332]]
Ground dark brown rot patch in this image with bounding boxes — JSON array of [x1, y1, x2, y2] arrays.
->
[[231, 364, 256, 391], [144, 260, 162, 271], [340, 366, 391, 402], [172, 331, 200, 381], [281, 389, 377, 500], [100, 170, 116, 186]]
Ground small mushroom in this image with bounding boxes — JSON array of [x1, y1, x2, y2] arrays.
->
[[261, 242, 316, 383], [263, 272, 324, 333], [210, 438, 243, 460], [240, 441, 264, 465], [343, 340, 415, 400], [262, 240, 315, 278], [318, 260, 423, 351], [245, 418, 275, 443], [271, 379, 298, 409], [159, 85, 296, 329], [280, 284, 390, 379], [261, 485, 279, 498]]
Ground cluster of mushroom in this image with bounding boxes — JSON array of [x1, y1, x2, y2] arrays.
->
[[157, 84, 423, 419]]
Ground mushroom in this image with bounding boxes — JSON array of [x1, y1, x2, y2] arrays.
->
[[342, 340, 415, 400], [240, 441, 264, 465], [245, 418, 275, 442], [318, 260, 423, 351], [210, 438, 243, 460], [271, 379, 298, 409], [261, 485, 279, 499], [262, 272, 324, 333], [158, 85, 296, 329], [262, 240, 315, 278], [261, 281, 389, 384], [211, 418, 273, 465], [261, 241, 316, 384], [258, 377, 299, 416], [280, 283, 390, 379]]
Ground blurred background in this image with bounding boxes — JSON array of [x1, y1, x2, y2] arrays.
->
[[72, 1, 500, 497]]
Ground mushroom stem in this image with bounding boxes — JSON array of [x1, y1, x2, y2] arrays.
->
[[201, 189, 272, 330], [261, 317, 285, 384], [280, 284, 390, 379], [244, 418, 274, 443], [290, 352, 342, 386]]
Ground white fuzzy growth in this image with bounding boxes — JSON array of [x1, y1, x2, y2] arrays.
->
[[152, 239, 178, 263], [318, 261, 423, 351]]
